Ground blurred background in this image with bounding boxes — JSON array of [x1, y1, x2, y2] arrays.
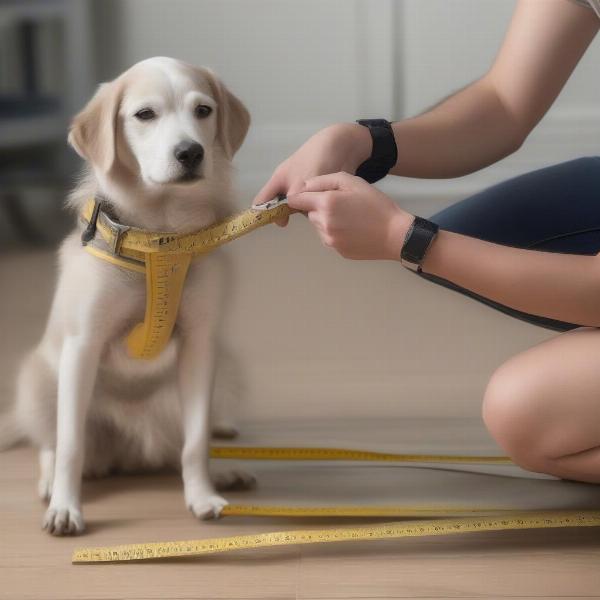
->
[[1, 0, 599, 426]]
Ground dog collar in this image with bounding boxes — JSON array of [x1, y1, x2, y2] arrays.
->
[[80, 196, 290, 360]]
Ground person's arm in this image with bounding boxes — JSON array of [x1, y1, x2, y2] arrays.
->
[[254, 0, 598, 213], [421, 227, 600, 327], [289, 172, 600, 327], [272, 0, 600, 326], [389, 0, 599, 178]]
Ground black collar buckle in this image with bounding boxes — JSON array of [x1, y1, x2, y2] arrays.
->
[[81, 197, 102, 245]]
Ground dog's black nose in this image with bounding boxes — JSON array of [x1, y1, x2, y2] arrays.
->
[[174, 141, 204, 170]]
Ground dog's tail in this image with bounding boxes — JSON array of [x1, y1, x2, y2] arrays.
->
[[0, 408, 25, 451]]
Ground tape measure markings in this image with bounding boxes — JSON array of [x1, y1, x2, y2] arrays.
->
[[70, 447, 598, 564], [82, 199, 291, 359], [76, 197, 600, 562], [221, 504, 521, 518], [209, 446, 512, 464], [72, 510, 600, 563]]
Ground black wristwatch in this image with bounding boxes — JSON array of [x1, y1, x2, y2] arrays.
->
[[354, 119, 397, 183], [400, 216, 439, 272]]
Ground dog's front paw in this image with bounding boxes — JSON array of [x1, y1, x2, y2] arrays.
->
[[187, 493, 228, 520], [42, 503, 85, 536]]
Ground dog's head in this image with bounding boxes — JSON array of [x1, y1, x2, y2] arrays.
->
[[68, 57, 250, 189]]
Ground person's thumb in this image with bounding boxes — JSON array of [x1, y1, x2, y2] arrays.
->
[[253, 172, 285, 207]]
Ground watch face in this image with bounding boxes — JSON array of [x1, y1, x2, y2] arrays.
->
[[400, 217, 438, 272]]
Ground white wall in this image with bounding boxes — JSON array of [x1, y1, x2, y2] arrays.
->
[[94, 0, 600, 201], [94, 0, 398, 188], [95, 0, 379, 122], [395, 0, 600, 199], [90, 1, 600, 421], [401, 0, 516, 117]]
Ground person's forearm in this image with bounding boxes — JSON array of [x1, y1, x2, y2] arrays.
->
[[388, 77, 526, 179], [345, 0, 598, 181], [418, 227, 600, 327]]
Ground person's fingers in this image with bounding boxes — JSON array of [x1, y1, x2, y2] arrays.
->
[[303, 171, 354, 193], [268, 180, 304, 226], [286, 180, 306, 197], [307, 210, 323, 229], [273, 179, 309, 226], [253, 171, 285, 207], [286, 191, 323, 213]]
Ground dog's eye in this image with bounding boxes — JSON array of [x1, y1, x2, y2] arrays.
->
[[134, 108, 156, 121], [194, 104, 212, 119]]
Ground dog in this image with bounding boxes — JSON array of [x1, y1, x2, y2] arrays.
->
[[1, 57, 254, 535]]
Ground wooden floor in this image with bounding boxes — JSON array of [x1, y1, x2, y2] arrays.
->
[[2, 250, 600, 598], [2, 418, 600, 600]]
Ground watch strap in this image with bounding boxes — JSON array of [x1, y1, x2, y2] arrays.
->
[[400, 216, 439, 272], [354, 119, 397, 183]]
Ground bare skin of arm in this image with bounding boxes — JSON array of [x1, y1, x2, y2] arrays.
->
[[289, 169, 600, 327], [257, 0, 600, 483], [388, 0, 599, 178], [421, 229, 600, 327], [279, 0, 600, 328], [255, 0, 598, 201], [407, 0, 600, 323]]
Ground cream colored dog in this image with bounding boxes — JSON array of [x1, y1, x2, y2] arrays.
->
[[3, 57, 254, 535]]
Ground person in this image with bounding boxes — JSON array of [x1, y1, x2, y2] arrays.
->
[[253, 0, 600, 483]]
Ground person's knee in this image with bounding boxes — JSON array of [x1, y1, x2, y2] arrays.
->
[[482, 362, 551, 472]]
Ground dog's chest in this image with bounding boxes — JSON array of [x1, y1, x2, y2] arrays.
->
[[97, 253, 220, 381]]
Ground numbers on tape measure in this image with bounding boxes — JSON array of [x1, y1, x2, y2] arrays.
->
[[73, 511, 600, 563]]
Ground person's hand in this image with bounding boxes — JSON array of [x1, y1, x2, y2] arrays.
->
[[252, 123, 373, 226], [287, 171, 414, 261]]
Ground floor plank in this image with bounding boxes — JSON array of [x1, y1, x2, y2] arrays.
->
[[2, 250, 600, 599], [2, 435, 600, 600]]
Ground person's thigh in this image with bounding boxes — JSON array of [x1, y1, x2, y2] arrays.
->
[[482, 326, 600, 483], [424, 156, 600, 330], [430, 156, 600, 252]]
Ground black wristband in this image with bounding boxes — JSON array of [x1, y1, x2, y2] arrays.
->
[[354, 119, 397, 183], [400, 216, 439, 272]]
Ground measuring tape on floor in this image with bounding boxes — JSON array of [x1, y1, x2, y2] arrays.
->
[[209, 445, 513, 464], [72, 510, 600, 563], [72, 445, 600, 564], [221, 504, 524, 517]]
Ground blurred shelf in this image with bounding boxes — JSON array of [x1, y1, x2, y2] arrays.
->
[[0, 1, 68, 23], [0, 114, 65, 148]]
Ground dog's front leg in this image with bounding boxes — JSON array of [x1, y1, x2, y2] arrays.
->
[[43, 335, 100, 535], [178, 330, 228, 520]]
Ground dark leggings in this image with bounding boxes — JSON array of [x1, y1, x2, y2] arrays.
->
[[423, 157, 600, 332]]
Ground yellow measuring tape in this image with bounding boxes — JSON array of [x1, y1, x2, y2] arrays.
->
[[75, 199, 600, 560], [208, 445, 513, 464], [74, 199, 600, 561], [214, 445, 515, 519], [72, 446, 600, 563], [72, 511, 600, 563], [80, 197, 291, 359]]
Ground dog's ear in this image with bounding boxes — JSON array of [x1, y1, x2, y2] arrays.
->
[[68, 79, 124, 174], [200, 67, 250, 160]]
